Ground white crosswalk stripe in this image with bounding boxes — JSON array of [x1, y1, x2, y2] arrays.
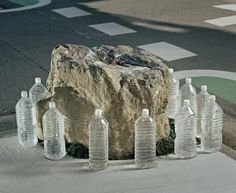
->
[[138, 42, 197, 61], [214, 4, 236, 12], [205, 15, 236, 27], [205, 4, 236, 27], [89, 22, 136, 36], [52, 7, 91, 18]]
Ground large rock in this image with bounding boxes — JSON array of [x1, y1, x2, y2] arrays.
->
[[37, 44, 171, 159]]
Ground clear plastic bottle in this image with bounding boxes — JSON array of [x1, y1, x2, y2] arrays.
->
[[29, 77, 47, 124], [175, 100, 196, 158], [43, 102, 65, 160], [166, 68, 180, 119], [89, 109, 109, 170], [179, 78, 197, 136], [135, 109, 156, 169], [29, 77, 47, 104], [16, 91, 38, 147], [201, 95, 223, 153], [197, 85, 209, 138]]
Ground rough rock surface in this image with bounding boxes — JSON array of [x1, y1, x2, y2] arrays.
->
[[37, 44, 171, 159]]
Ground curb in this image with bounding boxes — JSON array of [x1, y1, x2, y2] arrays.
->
[[221, 144, 236, 160], [0, 114, 17, 138], [0, 0, 51, 13]]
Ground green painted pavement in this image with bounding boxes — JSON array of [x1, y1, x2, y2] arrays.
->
[[8, 0, 38, 6], [192, 77, 236, 104]]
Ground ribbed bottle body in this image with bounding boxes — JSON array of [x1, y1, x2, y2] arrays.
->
[[201, 101, 223, 152], [166, 76, 180, 119], [16, 97, 37, 147], [135, 116, 156, 168], [29, 83, 47, 104], [43, 109, 65, 160], [166, 95, 180, 119], [89, 115, 108, 170], [179, 84, 197, 136], [197, 91, 209, 137], [175, 106, 196, 158]]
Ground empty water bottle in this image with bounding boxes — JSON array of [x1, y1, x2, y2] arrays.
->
[[175, 100, 196, 158], [43, 102, 65, 160], [166, 68, 180, 119], [29, 77, 47, 125], [135, 109, 156, 169], [29, 77, 47, 104], [197, 85, 209, 138], [201, 95, 223, 152], [179, 78, 197, 136], [89, 109, 109, 170], [16, 91, 37, 147]]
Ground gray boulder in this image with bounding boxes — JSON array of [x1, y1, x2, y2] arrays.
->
[[37, 44, 171, 159]]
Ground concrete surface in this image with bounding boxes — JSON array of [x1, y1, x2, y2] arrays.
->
[[0, 2, 235, 192], [0, 136, 235, 193]]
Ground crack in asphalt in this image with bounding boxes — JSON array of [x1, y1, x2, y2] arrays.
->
[[0, 39, 49, 73]]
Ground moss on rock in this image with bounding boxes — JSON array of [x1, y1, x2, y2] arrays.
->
[[156, 118, 175, 156], [66, 118, 175, 159]]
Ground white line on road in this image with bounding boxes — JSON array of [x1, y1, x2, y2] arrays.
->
[[89, 22, 136, 36], [138, 42, 197, 62], [214, 4, 236, 12], [174, 69, 236, 81], [205, 15, 236, 27], [0, 0, 51, 13], [52, 7, 91, 18]]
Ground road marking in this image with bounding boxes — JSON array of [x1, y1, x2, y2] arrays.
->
[[192, 77, 236, 104], [214, 4, 236, 12], [138, 42, 197, 62], [0, 0, 51, 13], [205, 15, 236, 27], [89, 22, 136, 36], [174, 70, 236, 81], [52, 7, 91, 18]]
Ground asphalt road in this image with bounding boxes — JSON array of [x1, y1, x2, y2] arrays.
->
[[0, 0, 236, 115]]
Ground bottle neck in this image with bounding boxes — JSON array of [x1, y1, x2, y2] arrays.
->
[[95, 109, 103, 117], [201, 90, 207, 94], [49, 102, 56, 109], [183, 104, 190, 109], [142, 114, 150, 118]]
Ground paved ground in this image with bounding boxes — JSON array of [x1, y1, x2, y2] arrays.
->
[[0, 0, 236, 115], [0, 136, 235, 193], [1, 0, 236, 146], [0, 2, 236, 192]]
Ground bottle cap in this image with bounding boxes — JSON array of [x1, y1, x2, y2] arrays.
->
[[21, 91, 28, 98], [49, 102, 56, 108], [142, 109, 149, 116], [201, 85, 207, 92], [209, 95, 216, 101], [186, 78, 192, 84], [35, 77, 41, 84], [184, 100, 190, 106], [168, 68, 174, 73], [95, 109, 103, 116]]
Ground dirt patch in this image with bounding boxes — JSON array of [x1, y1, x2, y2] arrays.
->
[[217, 96, 236, 156]]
